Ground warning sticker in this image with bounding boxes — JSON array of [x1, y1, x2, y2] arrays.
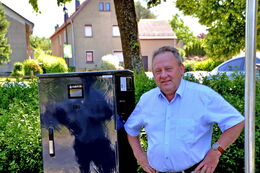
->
[[120, 77, 127, 91]]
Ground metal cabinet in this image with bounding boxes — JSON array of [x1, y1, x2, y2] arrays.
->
[[38, 70, 137, 173]]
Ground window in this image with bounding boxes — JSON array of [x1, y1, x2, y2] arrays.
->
[[105, 2, 110, 11], [218, 58, 244, 71], [84, 25, 92, 37], [99, 2, 104, 11], [86, 51, 94, 63], [99, 2, 110, 11], [112, 25, 120, 37]]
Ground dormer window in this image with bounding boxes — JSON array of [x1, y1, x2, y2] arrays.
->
[[99, 2, 104, 11], [99, 2, 110, 11], [105, 2, 110, 11]]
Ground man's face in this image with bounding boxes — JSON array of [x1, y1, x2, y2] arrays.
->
[[152, 51, 184, 97]]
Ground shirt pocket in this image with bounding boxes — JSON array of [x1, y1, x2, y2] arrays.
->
[[174, 118, 196, 143]]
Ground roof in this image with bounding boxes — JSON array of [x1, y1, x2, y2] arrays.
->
[[1, 3, 34, 27], [138, 19, 177, 40], [50, 0, 90, 39]]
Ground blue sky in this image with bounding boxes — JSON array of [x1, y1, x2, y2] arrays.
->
[[0, 0, 207, 38]]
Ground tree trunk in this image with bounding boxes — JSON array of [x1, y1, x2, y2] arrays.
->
[[114, 0, 143, 73]]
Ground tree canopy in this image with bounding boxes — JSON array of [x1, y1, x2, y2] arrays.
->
[[0, 3, 11, 65], [147, 0, 260, 60], [135, 1, 156, 20], [175, 0, 249, 59], [30, 36, 51, 58], [169, 14, 196, 48], [28, 0, 71, 13]]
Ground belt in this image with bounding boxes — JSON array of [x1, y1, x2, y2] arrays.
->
[[159, 162, 200, 173]]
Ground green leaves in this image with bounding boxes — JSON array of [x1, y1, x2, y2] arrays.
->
[[169, 14, 197, 47], [175, 0, 257, 60], [0, 79, 43, 172], [134, 72, 156, 103], [135, 1, 156, 20]]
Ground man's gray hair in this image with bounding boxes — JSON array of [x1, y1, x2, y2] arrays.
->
[[152, 46, 183, 64]]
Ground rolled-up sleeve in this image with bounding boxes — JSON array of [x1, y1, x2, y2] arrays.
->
[[206, 89, 244, 132]]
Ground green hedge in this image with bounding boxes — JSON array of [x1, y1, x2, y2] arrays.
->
[[37, 54, 68, 73], [23, 59, 43, 76], [134, 73, 156, 103], [183, 58, 223, 72], [183, 60, 197, 72], [194, 58, 223, 71], [11, 62, 24, 77], [0, 79, 43, 172], [185, 41, 206, 57], [0, 73, 259, 172]]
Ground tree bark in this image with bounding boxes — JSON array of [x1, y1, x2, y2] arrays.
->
[[114, 0, 143, 73]]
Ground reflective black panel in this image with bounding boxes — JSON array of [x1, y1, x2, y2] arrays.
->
[[38, 70, 137, 173]]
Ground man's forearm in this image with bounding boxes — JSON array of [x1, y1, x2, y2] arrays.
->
[[217, 121, 244, 150], [127, 134, 157, 173], [194, 121, 245, 172], [127, 134, 144, 159]]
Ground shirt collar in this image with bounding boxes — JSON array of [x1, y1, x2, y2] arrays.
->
[[157, 78, 185, 99], [176, 78, 185, 98]]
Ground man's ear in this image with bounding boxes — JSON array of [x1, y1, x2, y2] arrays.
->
[[180, 63, 185, 74]]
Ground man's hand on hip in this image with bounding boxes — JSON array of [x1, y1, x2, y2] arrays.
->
[[136, 151, 157, 173], [194, 149, 221, 173]]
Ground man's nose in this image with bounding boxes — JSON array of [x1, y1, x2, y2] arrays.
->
[[161, 70, 167, 78]]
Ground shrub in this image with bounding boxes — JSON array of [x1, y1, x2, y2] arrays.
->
[[100, 54, 119, 70], [23, 59, 43, 76], [69, 66, 75, 72], [183, 60, 196, 72], [11, 62, 24, 76], [37, 54, 68, 73], [194, 58, 223, 71], [0, 79, 43, 172], [101, 61, 117, 70], [185, 41, 206, 57], [13, 62, 24, 71], [134, 72, 156, 103], [177, 48, 186, 60]]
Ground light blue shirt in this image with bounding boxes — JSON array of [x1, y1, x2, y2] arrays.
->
[[124, 79, 244, 172]]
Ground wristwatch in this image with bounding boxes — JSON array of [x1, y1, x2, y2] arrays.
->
[[212, 142, 225, 155]]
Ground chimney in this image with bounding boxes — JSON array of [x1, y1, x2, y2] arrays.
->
[[55, 24, 59, 31], [63, 6, 69, 22], [75, 0, 80, 11]]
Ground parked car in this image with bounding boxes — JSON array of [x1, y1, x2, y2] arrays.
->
[[210, 56, 260, 76], [184, 56, 260, 81]]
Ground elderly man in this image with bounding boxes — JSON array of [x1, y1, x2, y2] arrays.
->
[[124, 46, 244, 173]]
